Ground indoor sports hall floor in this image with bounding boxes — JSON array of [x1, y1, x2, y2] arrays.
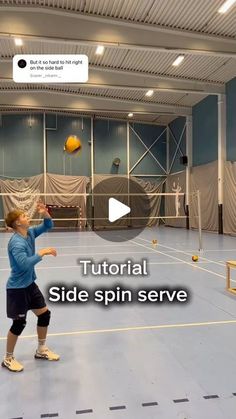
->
[[0, 226, 236, 419]]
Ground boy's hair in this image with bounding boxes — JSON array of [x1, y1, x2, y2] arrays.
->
[[5, 210, 25, 229]]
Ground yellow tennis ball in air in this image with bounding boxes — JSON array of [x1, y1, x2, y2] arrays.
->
[[64, 135, 82, 154], [192, 255, 199, 262]]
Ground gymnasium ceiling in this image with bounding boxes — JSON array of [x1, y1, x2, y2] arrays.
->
[[0, 0, 236, 125]]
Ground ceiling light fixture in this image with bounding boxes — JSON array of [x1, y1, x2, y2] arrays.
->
[[218, 0, 236, 13], [172, 55, 185, 67], [14, 38, 23, 46], [95, 45, 105, 55], [145, 89, 154, 97], [128, 113, 133, 117]]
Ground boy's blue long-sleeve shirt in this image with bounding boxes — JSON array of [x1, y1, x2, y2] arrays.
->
[[7, 218, 53, 289]]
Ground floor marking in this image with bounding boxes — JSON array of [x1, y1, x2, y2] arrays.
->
[[152, 249, 236, 253], [149, 261, 222, 265], [130, 238, 236, 312], [9, 393, 236, 419], [142, 402, 158, 407], [200, 249, 236, 252], [0, 266, 81, 271], [59, 251, 153, 256], [76, 409, 93, 415], [138, 237, 225, 267], [41, 235, 97, 239], [0, 243, 137, 251], [130, 238, 225, 279], [109, 406, 126, 411], [0, 260, 229, 272], [1, 319, 236, 341], [46, 243, 133, 249], [173, 398, 189, 403], [0, 250, 153, 259]]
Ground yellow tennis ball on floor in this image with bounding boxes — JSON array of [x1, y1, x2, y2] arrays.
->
[[64, 135, 82, 154], [192, 255, 199, 262]]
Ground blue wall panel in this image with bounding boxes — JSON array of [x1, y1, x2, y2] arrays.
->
[[0, 113, 169, 223], [130, 123, 166, 175], [94, 119, 127, 174], [169, 117, 186, 173], [0, 114, 43, 177], [47, 115, 91, 176], [192, 96, 218, 166], [0, 114, 167, 179]]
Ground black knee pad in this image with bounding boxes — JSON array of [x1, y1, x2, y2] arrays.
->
[[10, 319, 27, 336], [37, 310, 51, 327]]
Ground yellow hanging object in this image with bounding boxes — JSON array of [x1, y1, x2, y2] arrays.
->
[[64, 135, 82, 154]]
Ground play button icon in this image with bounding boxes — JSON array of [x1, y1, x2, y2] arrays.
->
[[90, 176, 152, 242], [108, 198, 131, 222]]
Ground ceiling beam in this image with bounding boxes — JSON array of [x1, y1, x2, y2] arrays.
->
[[89, 66, 224, 95], [0, 8, 236, 57], [0, 105, 175, 121], [0, 90, 192, 115], [0, 61, 224, 95], [0, 106, 177, 125]]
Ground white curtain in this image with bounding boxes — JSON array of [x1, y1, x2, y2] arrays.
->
[[165, 171, 186, 228], [190, 161, 218, 231], [0, 173, 89, 226], [224, 162, 236, 234]]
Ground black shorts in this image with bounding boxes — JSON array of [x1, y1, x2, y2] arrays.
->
[[7, 282, 46, 319]]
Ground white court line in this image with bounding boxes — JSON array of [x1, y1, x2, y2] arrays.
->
[[129, 238, 225, 279], [138, 238, 225, 268], [50, 243, 134, 249], [0, 319, 236, 341], [59, 251, 153, 256], [38, 235, 98, 239], [154, 249, 236, 253], [0, 266, 80, 271], [198, 249, 236, 252], [0, 261, 223, 272], [1, 234, 96, 239], [0, 251, 153, 259], [0, 235, 231, 280], [0, 244, 134, 249], [156, 249, 235, 254], [149, 261, 222, 265], [0, 243, 137, 250]]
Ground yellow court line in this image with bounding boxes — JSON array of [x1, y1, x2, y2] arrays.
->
[[1, 319, 236, 341]]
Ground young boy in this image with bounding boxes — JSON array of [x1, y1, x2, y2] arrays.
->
[[2, 202, 60, 372]]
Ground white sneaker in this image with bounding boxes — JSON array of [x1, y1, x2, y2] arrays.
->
[[35, 347, 60, 361], [1, 356, 24, 372]]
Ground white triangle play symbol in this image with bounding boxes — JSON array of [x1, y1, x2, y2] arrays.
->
[[108, 198, 131, 223]]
